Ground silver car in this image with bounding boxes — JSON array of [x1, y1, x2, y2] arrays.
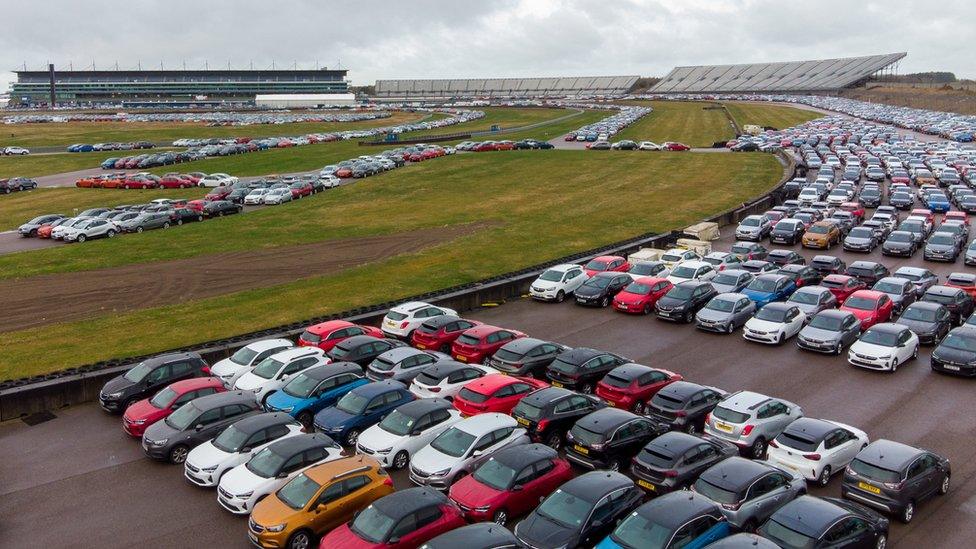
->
[[710, 269, 755, 294], [695, 293, 756, 334], [365, 347, 448, 383], [787, 285, 837, 318], [704, 391, 803, 458], [892, 266, 938, 297], [797, 310, 861, 355], [692, 457, 806, 531], [872, 276, 916, 313]]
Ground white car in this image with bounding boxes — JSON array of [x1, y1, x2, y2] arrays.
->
[[210, 338, 293, 388], [356, 399, 463, 470], [62, 218, 119, 243], [263, 188, 292, 205], [743, 303, 806, 344], [848, 323, 919, 372], [766, 417, 869, 486], [319, 175, 341, 188], [409, 362, 497, 400], [184, 412, 304, 487], [3, 146, 29, 155], [51, 216, 92, 240], [798, 188, 820, 205], [529, 263, 587, 302], [666, 260, 716, 285], [243, 188, 269, 205], [217, 433, 342, 514], [660, 248, 701, 268], [701, 252, 743, 272], [638, 141, 662, 151], [233, 347, 329, 405], [381, 301, 458, 339], [199, 173, 238, 187], [408, 413, 530, 490]]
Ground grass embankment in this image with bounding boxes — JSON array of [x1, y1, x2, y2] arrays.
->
[[613, 101, 736, 146], [724, 103, 821, 130], [0, 188, 207, 230], [0, 151, 782, 378]]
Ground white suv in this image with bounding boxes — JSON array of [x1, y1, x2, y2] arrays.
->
[[529, 264, 587, 302], [199, 173, 238, 187], [356, 399, 463, 470], [233, 347, 329, 405], [210, 339, 293, 388], [62, 218, 119, 242], [381, 301, 458, 339]]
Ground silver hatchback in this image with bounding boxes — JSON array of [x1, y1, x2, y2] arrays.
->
[[696, 293, 757, 334], [692, 457, 806, 531]]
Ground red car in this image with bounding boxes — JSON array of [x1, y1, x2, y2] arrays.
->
[[122, 175, 159, 189], [945, 272, 976, 300], [410, 317, 482, 353], [121, 377, 225, 437], [158, 175, 195, 189], [449, 445, 573, 524], [583, 255, 631, 277], [335, 167, 353, 178], [612, 276, 673, 315], [944, 211, 969, 227], [777, 264, 822, 288], [205, 186, 234, 201], [451, 325, 525, 363], [473, 142, 498, 152], [662, 142, 690, 151], [820, 274, 867, 305], [910, 209, 935, 226], [298, 320, 384, 352], [319, 488, 466, 549], [839, 290, 893, 330], [595, 364, 682, 413], [840, 202, 865, 222], [186, 200, 207, 213], [289, 182, 313, 199], [453, 374, 548, 416]]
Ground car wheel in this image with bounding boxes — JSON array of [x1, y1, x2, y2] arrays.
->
[[876, 534, 887, 549], [683, 310, 694, 323], [643, 303, 652, 315], [197, 215, 204, 222], [345, 429, 360, 447], [286, 530, 312, 549], [440, 344, 451, 354], [176, 219, 183, 226], [750, 438, 767, 459], [581, 383, 594, 394], [901, 501, 915, 523], [940, 474, 950, 495], [169, 445, 190, 464], [834, 342, 843, 355], [28, 229, 37, 237], [136, 226, 144, 233], [777, 332, 785, 345], [685, 423, 698, 435], [492, 508, 508, 525], [107, 230, 116, 238], [124, 184, 130, 189], [607, 458, 622, 472], [631, 401, 645, 414], [726, 322, 735, 334], [545, 432, 562, 450], [912, 345, 919, 360], [162, 222, 170, 229], [392, 451, 409, 470], [296, 411, 313, 429], [600, 296, 610, 308], [556, 290, 565, 303], [818, 465, 832, 487], [77, 234, 86, 243]]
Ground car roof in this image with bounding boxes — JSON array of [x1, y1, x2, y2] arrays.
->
[[925, 285, 962, 297], [756, 273, 788, 282], [337, 335, 383, 348], [905, 301, 942, 312], [187, 390, 254, 410], [592, 255, 624, 261], [518, 386, 576, 407], [304, 455, 384, 485], [762, 302, 794, 313], [499, 337, 549, 354], [141, 351, 203, 367], [392, 398, 453, 418], [306, 320, 354, 334], [420, 315, 461, 328], [877, 276, 910, 287], [561, 470, 633, 498], [461, 374, 522, 394], [718, 269, 750, 278], [421, 523, 517, 548], [389, 301, 434, 314], [646, 431, 706, 456], [462, 324, 507, 337], [377, 346, 428, 362], [858, 439, 925, 470], [700, 457, 778, 491], [269, 347, 323, 361], [168, 377, 223, 392], [849, 260, 881, 268], [795, 285, 830, 295], [865, 322, 905, 334], [352, 380, 408, 397], [556, 347, 604, 363], [634, 492, 721, 529], [456, 413, 516, 435], [269, 433, 338, 455], [771, 496, 850, 537], [811, 255, 840, 263], [606, 363, 656, 380], [547, 263, 582, 273], [657, 381, 710, 400], [303, 362, 362, 380], [849, 289, 884, 300], [576, 407, 638, 433], [373, 486, 449, 518], [491, 443, 558, 471], [781, 417, 839, 444]]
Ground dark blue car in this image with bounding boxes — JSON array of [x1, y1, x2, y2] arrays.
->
[[597, 492, 732, 549], [311, 379, 415, 447], [742, 274, 797, 308], [263, 362, 368, 427], [100, 157, 120, 169]]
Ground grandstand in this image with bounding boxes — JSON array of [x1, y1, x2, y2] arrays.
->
[[651, 53, 906, 94], [373, 75, 639, 99]]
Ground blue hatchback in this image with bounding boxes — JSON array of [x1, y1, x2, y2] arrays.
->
[[264, 362, 368, 426], [742, 274, 796, 308], [596, 492, 731, 549], [312, 379, 415, 447], [927, 194, 951, 213]]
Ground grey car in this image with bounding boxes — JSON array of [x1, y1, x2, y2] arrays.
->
[[365, 347, 447, 383], [141, 390, 261, 463], [892, 266, 938, 297], [710, 269, 754, 294], [630, 431, 739, 495], [923, 232, 961, 262], [895, 301, 952, 345], [797, 310, 862, 355], [119, 211, 172, 233], [18, 214, 64, 237], [695, 293, 756, 334], [965, 239, 976, 266], [843, 227, 878, 252], [787, 285, 838, 318], [872, 277, 916, 314], [692, 457, 806, 531], [882, 231, 918, 258], [704, 391, 804, 459], [486, 337, 569, 378]]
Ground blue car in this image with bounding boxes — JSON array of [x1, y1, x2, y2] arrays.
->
[[596, 492, 732, 549], [264, 362, 369, 427], [927, 194, 951, 213], [311, 379, 414, 447], [100, 157, 120, 169], [742, 274, 796, 308]]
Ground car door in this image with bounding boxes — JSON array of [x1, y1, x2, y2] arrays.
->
[[143, 364, 174, 396], [906, 454, 940, 500], [192, 406, 227, 441], [827, 429, 861, 470], [785, 307, 803, 336], [896, 329, 914, 364], [670, 516, 719, 549], [479, 426, 516, 465], [169, 360, 198, 384], [743, 473, 790, 523]]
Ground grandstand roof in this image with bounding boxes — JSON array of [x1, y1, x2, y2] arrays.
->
[[373, 75, 639, 97], [650, 53, 906, 93]]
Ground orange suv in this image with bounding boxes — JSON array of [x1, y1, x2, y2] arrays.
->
[[248, 455, 394, 549], [802, 220, 842, 249]]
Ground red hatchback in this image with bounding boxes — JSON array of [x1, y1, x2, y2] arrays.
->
[[820, 274, 867, 304], [583, 255, 631, 277], [595, 364, 682, 413], [298, 320, 385, 352], [449, 444, 572, 524], [121, 377, 225, 437], [612, 276, 673, 315], [205, 186, 234, 201], [410, 316, 482, 353], [158, 175, 194, 189], [453, 374, 548, 416], [451, 325, 525, 363], [289, 182, 313, 199], [839, 290, 893, 330]]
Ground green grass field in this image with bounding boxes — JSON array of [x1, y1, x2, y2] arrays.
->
[[724, 103, 821, 130], [613, 101, 736, 147], [0, 151, 783, 379]]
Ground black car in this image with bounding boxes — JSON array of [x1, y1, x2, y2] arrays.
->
[[346, 487, 456, 546], [141, 390, 261, 463], [700, 533, 780, 548], [859, 188, 882, 208], [842, 439, 950, 523], [740, 259, 777, 274], [169, 206, 205, 225], [511, 387, 604, 449], [631, 431, 738, 495], [894, 301, 952, 345], [767, 249, 805, 266], [769, 219, 806, 245], [421, 523, 519, 549], [889, 191, 914, 209], [325, 335, 406, 367], [574, 272, 632, 307], [777, 264, 822, 288], [930, 326, 976, 376], [692, 457, 804, 531], [545, 347, 629, 393], [759, 496, 889, 548], [921, 285, 975, 325], [184, 412, 301, 485], [605, 491, 731, 549], [564, 407, 665, 471], [514, 471, 642, 549], [99, 352, 210, 412], [203, 200, 243, 217], [809, 255, 846, 276], [655, 281, 718, 323], [845, 261, 889, 286], [647, 381, 725, 434], [487, 337, 569, 378], [225, 188, 250, 204]]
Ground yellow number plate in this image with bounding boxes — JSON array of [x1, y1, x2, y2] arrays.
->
[[716, 422, 734, 433], [516, 417, 529, 426], [573, 444, 589, 455], [858, 482, 881, 494], [607, 400, 616, 407], [456, 355, 468, 362], [551, 381, 564, 388], [415, 343, 426, 349], [637, 479, 656, 491]]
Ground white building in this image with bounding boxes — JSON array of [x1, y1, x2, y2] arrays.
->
[[254, 93, 356, 108]]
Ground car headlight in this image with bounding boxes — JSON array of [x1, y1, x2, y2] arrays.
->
[[672, 305, 686, 312], [375, 447, 393, 454], [431, 468, 452, 477], [105, 392, 123, 399], [150, 438, 168, 447], [329, 427, 344, 433], [238, 491, 254, 499], [132, 419, 146, 425], [277, 406, 294, 413], [877, 355, 892, 360], [474, 505, 491, 512], [265, 523, 286, 533], [202, 465, 219, 472]]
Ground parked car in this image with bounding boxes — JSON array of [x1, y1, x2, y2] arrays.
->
[[704, 390, 803, 459], [203, 200, 243, 217], [896, 301, 952, 345], [758, 496, 889, 548], [630, 431, 738, 495], [99, 352, 210, 413], [312, 380, 416, 446], [839, 290, 894, 331], [565, 407, 666, 471], [695, 293, 757, 334], [595, 491, 731, 549], [545, 347, 629, 393], [743, 274, 797, 308], [453, 374, 548, 416], [710, 269, 754, 294], [141, 390, 261, 463], [411, 315, 482, 354], [692, 457, 806, 531], [574, 272, 633, 307], [647, 381, 726, 434], [420, 523, 520, 549], [626, 260, 671, 280], [821, 274, 868, 305], [121, 377, 224, 437], [511, 387, 605, 449], [381, 301, 457, 339], [809, 255, 846, 276], [743, 303, 807, 345], [802, 221, 842, 249], [210, 339, 293, 388], [356, 398, 463, 470], [529, 263, 588, 302], [486, 337, 568, 378], [921, 285, 975, 324], [595, 363, 682, 413], [365, 347, 445, 383], [767, 417, 870, 486], [848, 323, 919, 372], [735, 215, 773, 241], [613, 277, 673, 315], [656, 281, 719, 323], [233, 347, 330, 406], [263, 362, 368, 426], [583, 255, 631, 277], [930, 326, 976, 376]]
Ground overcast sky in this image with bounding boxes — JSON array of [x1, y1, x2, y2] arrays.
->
[[1, 0, 973, 92]]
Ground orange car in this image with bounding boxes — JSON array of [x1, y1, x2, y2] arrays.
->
[[75, 175, 99, 188], [37, 218, 69, 238], [248, 456, 394, 549], [946, 272, 976, 300], [802, 220, 842, 249], [100, 173, 129, 189]]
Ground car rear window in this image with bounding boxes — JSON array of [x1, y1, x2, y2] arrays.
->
[[493, 348, 522, 362], [512, 401, 544, 421], [602, 374, 631, 389], [652, 392, 684, 410], [456, 334, 481, 346], [570, 424, 605, 446], [692, 477, 740, 505], [776, 431, 820, 452], [415, 372, 441, 386], [386, 311, 408, 321], [638, 446, 675, 468], [299, 330, 321, 344], [712, 407, 750, 424], [458, 387, 489, 403], [850, 458, 902, 483], [370, 358, 396, 372]]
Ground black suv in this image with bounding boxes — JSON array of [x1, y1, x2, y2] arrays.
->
[[565, 407, 666, 471], [141, 390, 261, 463], [511, 387, 604, 449], [769, 219, 806, 245], [931, 326, 976, 376], [647, 381, 726, 434], [845, 261, 890, 286], [631, 431, 738, 495], [655, 281, 718, 323], [759, 496, 889, 549], [842, 439, 950, 523], [544, 347, 629, 393], [325, 335, 406, 367], [487, 337, 568, 378], [99, 352, 210, 412], [574, 272, 633, 307], [921, 285, 975, 325]]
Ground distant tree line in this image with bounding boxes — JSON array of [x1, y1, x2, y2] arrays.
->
[[875, 72, 957, 84]]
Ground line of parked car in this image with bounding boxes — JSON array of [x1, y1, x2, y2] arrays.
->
[[564, 106, 653, 143], [0, 176, 38, 194], [587, 140, 692, 151], [67, 141, 155, 152], [1, 145, 30, 155]]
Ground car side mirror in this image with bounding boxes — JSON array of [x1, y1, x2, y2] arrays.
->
[[315, 503, 327, 513], [388, 537, 400, 545], [277, 472, 288, 479], [240, 446, 251, 453], [512, 484, 523, 492], [472, 450, 484, 458], [194, 424, 204, 432]]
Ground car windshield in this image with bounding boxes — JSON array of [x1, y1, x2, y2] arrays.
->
[[349, 504, 396, 543], [809, 314, 845, 331], [705, 298, 737, 312], [713, 273, 745, 287], [282, 371, 321, 398], [748, 278, 779, 292], [538, 269, 565, 282], [662, 253, 683, 263], [741, 218, 760, 227], [585, 260, 609, 271], [848, 228, 873, 238], [548, 357, 580, 375], [900, 221, 923, 232], [624, 282, 653, 295], [692, 477, 740, 505], [584, 277, 613, 289], [665, 285, 695, 300], [430, 427, 476, 458], [229, 346, 260, 366], [850, 458, 902, 483], [246, 447, 287, 478], [901, 306, 936, 322], [123, 362, 153, 382], [472, 457, 519, 490], [808, 225, 829, 234], [212, 424, 251, 453], [929, 235, 955, 246], [630, 264, 659, 276], [843, 296, 876, 310], [610, 511, 675, 549], [251, 357, 284, 380], [671, 266, 697, 279], [536, 489, 594, 527], [873, 281, 902, 295], [149, 387, 177, 409], [859, 329, 899, 347], [756, 308, 789, 322], [790, 290, 822, 305], [164, 402, 201, 431], [761, 518, 818, 549], [277, 473, 322, 510], [941, 332, 976, 352], [513, 400, 544, 420], [378, 409, 417, 436], [730, 245, 752, 255]]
